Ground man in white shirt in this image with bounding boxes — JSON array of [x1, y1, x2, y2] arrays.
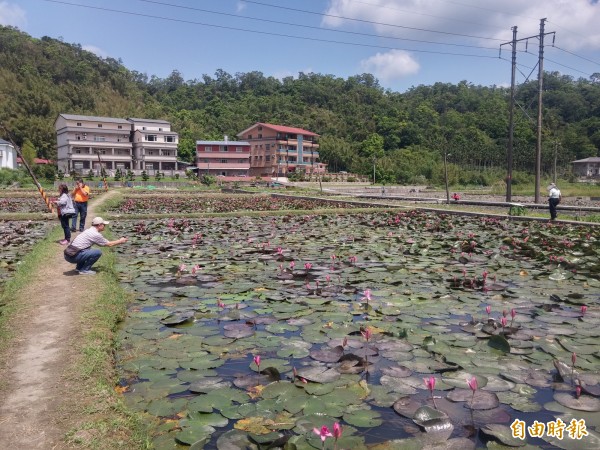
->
[[63, 217, 127, 275], [547, 183, 561, 221]]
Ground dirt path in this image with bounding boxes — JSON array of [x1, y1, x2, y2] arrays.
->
[[0, 191, 117, 449]]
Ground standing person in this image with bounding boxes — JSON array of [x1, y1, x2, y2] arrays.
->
[[54, 184, 76, 245], [548, 182, 562, 221], [71, 178, 90, 232], [63, 217, 128, 275]]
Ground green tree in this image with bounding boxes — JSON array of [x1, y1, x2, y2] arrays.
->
[[21, 138, 36, 168]]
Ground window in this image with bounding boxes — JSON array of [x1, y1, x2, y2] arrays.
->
[[146, 135, 157, 142], [258, 134, 262, 138], [265, 144, 270, 151], [248, 134, 252, 139], [118, 125, 122, 129], [236, 146, 243, 152], [239, 159, 246, 163], [116, 163, 125, 169], [146, 163, 154, 170], [77, 122, 82, 126], [74, 162, 84, 169], [94, 136, 106, 142], [219, 146, 228, 152], [159, 128, 163, 131], [205, 146, 212, 152], [97, 124, 102, 128], [220, 159, 228, 163], [266, 155, 271, 161], [147, 150, 156, 155], [258, 126, 262, 131], [76, 135, 81, 140], [142, 127, 146, 130], [165, 135, 176, 143]]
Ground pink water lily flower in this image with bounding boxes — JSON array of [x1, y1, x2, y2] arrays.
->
[[253, 355, 261, 369], [333, 422, 342, 439], [581, 305, 588, 316], [424, 376, 436, 392], [467, 376, 478, 392], [289, 261, 295, 270], [485, 305, 491, 317], [362, 289, 372, 302], [361, 327, 372, 342], [304, 262, 312, 270], [313, 425, 333, 442]]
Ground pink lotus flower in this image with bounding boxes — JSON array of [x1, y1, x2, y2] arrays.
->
[[217, 299, 225, 309], [326, 274, 331, 283], [361, 327, 372, 342], [253, 355, 261, 368], [304, 262, 312, 270], [467, 376, 478, 408], [349, 255, 357, 264], [424, 376, 436, 392], [330, 254, 337, 261], [191, 264, 201, 274], [500, 316, 507, 328], [333, 422, 342, 440], [289, 261, 295, 270], [511, 308, 516, 318], [576, 385, 581, 399], [178, 263, 187, 272], [485, 305, 491, 317], [467, 376, 478, 392], [572, 352, 577, 365], [313, 425, 333, 443], [581, 305, 588, 316], [342, 336, 348, 347], [277, 247, 283, 255], [362, 289, 372, 302]]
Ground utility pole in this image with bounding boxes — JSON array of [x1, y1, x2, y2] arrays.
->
[[534, 18, 547, 203], [500, 20, 555, 204], [501, 26, 518, 202]]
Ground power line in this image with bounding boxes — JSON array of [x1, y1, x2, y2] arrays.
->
[[37, 0, 502, 59], [238, 0, 505, 41], [551, 46, 600, 68], [134, 0, 498, 51]]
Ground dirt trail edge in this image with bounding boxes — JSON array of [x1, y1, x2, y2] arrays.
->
[[0, 191, 119, 449]]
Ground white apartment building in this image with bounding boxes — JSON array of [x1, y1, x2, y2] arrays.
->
[[55, 114, 179, 175], [128, 118, 179, 172]]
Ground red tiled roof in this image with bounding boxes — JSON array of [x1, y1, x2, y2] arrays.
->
[[258, 123, 319, 137], [17, 157, 53, 164]]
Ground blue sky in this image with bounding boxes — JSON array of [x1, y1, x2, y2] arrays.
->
[[2, 0, 600, 92]]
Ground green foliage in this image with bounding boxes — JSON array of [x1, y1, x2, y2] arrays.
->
[[508, 204, 528, 216], [0, 168, 26, 185], [114, 168, 122, 181], [141, 170, 149, 181], [155, 171, 162, 181], [87, 170, 94, 181], [185, 170, 196, 180], [33, 164, 56, 182], [200, 174, 216, 186], [57, 169, 64, 180], [126, 170, 135, 181], [21, 139, 36, 167]]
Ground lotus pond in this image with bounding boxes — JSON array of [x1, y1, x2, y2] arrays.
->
[[108, 195, 375, 215], [0, 220, 54, 292], [112, 210, 600, 449]]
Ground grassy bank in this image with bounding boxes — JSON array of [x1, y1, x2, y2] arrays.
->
[[63, 237, 152, 449]]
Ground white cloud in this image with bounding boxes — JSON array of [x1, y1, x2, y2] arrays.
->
[[0, 1, 26, 28], [236, 1, 246, 13], [360, 50, 419, 80], [322, 0, 600, 51], [82, 45, 108, 59]]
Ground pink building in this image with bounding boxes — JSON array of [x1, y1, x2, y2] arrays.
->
[[236, 123, 325, 177], [195, 138, 251, 177]]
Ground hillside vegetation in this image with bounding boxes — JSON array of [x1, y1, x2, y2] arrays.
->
[[1, 25, 599, 185]]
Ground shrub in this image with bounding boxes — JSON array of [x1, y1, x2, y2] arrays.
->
[[141, 171, 149, 181], [322, 176, 331, 182], [347, 176, 357, 182]]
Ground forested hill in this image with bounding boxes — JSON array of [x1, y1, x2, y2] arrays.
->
[[1, 25, 599, 184]]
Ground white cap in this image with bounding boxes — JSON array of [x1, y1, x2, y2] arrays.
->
[[91, 217, 110, 225]]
